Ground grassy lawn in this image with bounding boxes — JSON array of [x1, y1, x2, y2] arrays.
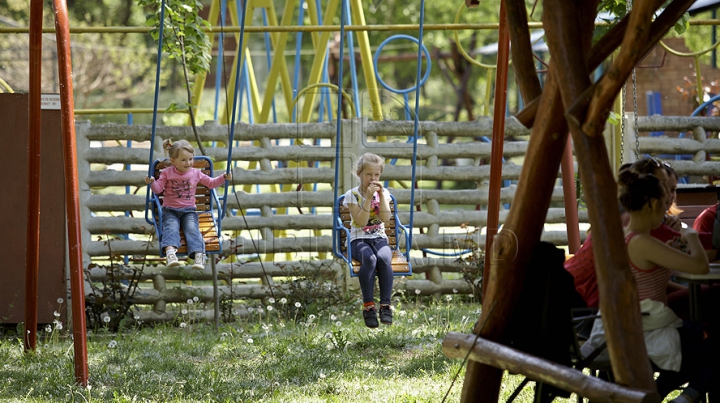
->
[[0, 297, 678, 402]]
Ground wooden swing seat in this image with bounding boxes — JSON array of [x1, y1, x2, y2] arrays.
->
[[148, 157, 222, 255], [334, 194, 412, 277]]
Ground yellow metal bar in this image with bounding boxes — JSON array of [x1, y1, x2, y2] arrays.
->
[[305, 0, 320, 46], [350, 0, 383, 120], [300, 0, 340, 123], [75, 108, 188, 115], [187, 0, 221, 126], [257, 0, 296, 123], [7, 20, 720, 34]]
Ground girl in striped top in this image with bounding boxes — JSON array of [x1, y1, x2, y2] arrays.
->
[[619, 166, 712, 403]]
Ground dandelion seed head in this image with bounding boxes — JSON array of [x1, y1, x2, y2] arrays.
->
[[55, 323, 63, 330], [134, 315, 140, 320], [279, 322, 285, 328], [187, 299, 193, 305], [108, 340, 117, 349], [57, 298, 64, 304], [193, 296, 199, 302], [407, 319, 413, 323], [330, 314, 337, 320], [248, 307, 254, 313], [415, 289, 421, 295], [295, 302, 301, 308], [180, 322, 187, 328], [453, 288, 458, 294], [181, 309, 188, 315], [308, 314, 316, 320], [335, 321, 342, 327], [53, 311, 60, 318], [45, 325, 52, 332], [267, 306, 273, 311], [268, 298, 275, 304], [319, 372, 326, 378], [280, 298, 287, 304], [257, 307, 264, 314], [247, 338, 253, 344], [103, 316, 111, 323], [262, 324, 269, 331], [221, 332, 228, 337], [446, 295, 452, 302]]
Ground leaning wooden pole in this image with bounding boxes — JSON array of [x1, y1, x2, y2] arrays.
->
[[542, 0, 657, 390], [461, 61, 571, 403], [53, 0, 89, 385]]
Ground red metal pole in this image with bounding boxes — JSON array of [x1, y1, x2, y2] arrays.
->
[[24, 0, 43, 352], [483, 2, 510, 295], [561, 136, 581, 253], [53, 0, 89, 385]]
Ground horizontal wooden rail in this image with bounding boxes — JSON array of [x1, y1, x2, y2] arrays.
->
[[442, 332, 660, 403]]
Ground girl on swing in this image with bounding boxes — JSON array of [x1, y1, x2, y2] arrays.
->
[[145, 139, 231, 269], [343, 153, 394, 328]]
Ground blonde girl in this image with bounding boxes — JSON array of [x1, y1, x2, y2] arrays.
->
[[145, 140, 231, 269], [343, 153, 394, 328]]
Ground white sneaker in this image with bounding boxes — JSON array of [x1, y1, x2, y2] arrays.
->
[[191, 253, 205, 270], [166, 250, 180, 267]]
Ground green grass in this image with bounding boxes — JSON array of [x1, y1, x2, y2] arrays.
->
[[0, 299, 678, 402]]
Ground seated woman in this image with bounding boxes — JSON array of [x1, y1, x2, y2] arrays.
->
[[619, 166, 715, 403], [565, 158, 714, 310]]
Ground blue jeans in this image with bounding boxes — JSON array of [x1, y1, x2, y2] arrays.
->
[[351, 238, 393, 305], [161, 206, 204, 258]]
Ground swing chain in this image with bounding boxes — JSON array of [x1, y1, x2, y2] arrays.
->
[[627, 0, 640, 160], [621, 85, 626, 164], [632, 68, 640, 159]]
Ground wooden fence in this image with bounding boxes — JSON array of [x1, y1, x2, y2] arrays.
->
[[76, 115, 720, 321]]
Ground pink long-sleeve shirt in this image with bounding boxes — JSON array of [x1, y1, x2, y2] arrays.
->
[[150, 166, 226, 209]]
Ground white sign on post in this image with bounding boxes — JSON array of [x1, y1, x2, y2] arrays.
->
[[40, 94, 61, 110]]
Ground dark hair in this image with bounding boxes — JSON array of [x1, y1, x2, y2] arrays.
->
[[617, 167, 665, 212]]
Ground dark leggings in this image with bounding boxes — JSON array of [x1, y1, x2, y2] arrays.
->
[[351, 238, 393, 305], [655, 321, 719, 399]]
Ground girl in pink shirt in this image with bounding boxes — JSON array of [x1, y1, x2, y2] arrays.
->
[[145, 140, 231, 269]]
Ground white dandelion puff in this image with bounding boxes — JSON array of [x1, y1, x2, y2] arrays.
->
[[181, 309, 188, 315], [103, 316, 111, 323], [415, 289, 421, 295], [295, 302, 301, 308], [267, 306, 273, 311], [180, 322, 187, 328], [268, 297, 275, 304], [445, 295, 452, 302], [187, 299, 193, 305], [193, 296, 199, 302], [335, 321, 342, 327], [57, 298, 64, 304], [280, 298, 287, 304], [108, 340, 117, 349], [53, 311, 60, 318], [247, 338, 254, 344]]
